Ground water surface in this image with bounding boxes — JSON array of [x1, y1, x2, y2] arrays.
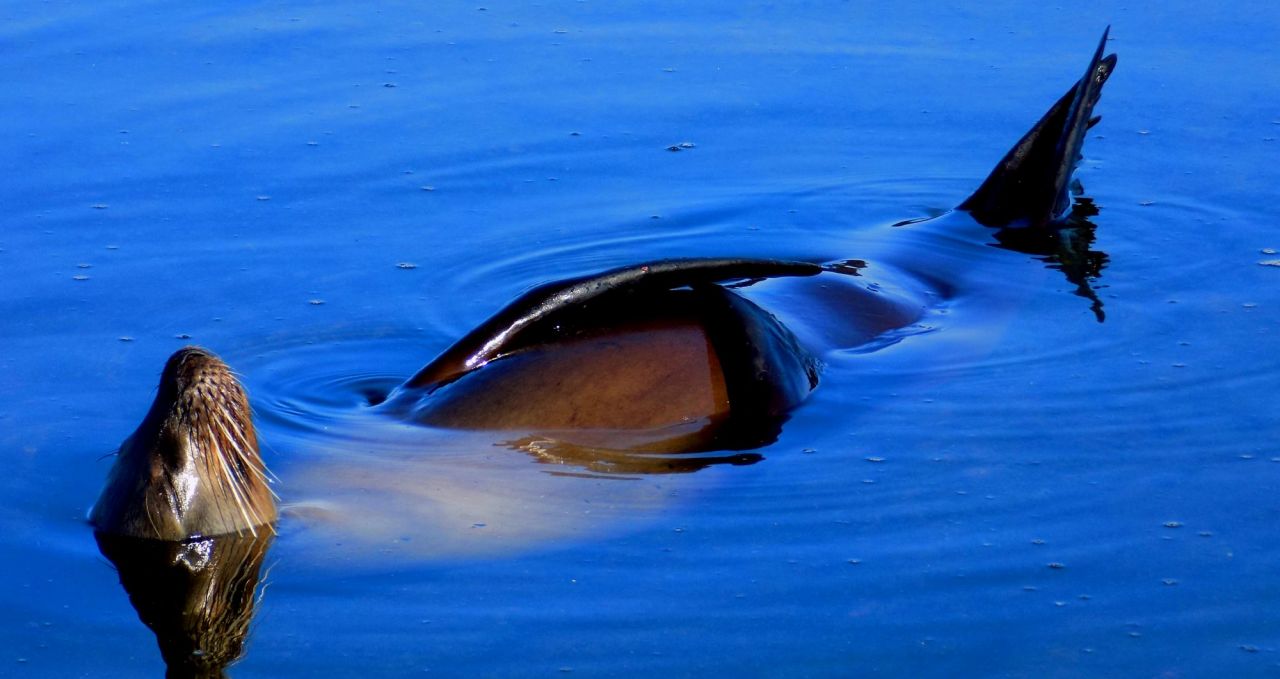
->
[[3, 2, 1279, 676]]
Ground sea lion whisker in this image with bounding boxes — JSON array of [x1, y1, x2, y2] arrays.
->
[[203, 425, 261, 538], [217, 406, 275, 488], [212, 417, 258, 482], [195, 431, 243, 539]]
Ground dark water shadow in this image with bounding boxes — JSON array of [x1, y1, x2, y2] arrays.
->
[[95, 532, 274, 679], [990, 197, 1110, 321]]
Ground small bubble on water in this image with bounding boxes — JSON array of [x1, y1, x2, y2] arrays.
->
[[865, 456, 885, 463], [309, 299, 325, 306], [1258, 260, 1280, 267], [1240, 645, 1259, 653], [91, 203, 108, 210], [77, 263, 92, 269], [72, 274, 89, 281], [1199, 531, 1213, 537], [1054, 601, 1066, 607], [1031, 539, 1045, 545], [1138, 200, 1155, 206], [1164, 521, 1182, 528], [256, 195, 271, 201], [118, 336, 134, 342], [396, 262, 418, 269], [1162, 578, 1179, 586], [383, 82, 397, 88], [1243, 302, 1258, 308], [846, 559, 861, 565], [1047, 562, 1066, 570], [801, 448, 816, 454], [1128, 631, 1142, 638], [176, 333, 191, 339], [1137, 129, 1151, 135], [1240, 454, 1256, 460]]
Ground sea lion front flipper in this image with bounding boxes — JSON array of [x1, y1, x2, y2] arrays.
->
[[396, 258, 824, 393], [959, 28, 1118, 228]]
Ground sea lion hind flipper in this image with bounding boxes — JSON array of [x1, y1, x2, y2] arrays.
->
[[396, 258, 824, 392], [959, 27, 1118, 228]]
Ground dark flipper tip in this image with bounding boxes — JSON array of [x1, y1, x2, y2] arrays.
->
[[959, 29, 1118, 228]]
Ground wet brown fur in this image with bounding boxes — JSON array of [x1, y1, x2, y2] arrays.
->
[[91, 347, 276, 541]]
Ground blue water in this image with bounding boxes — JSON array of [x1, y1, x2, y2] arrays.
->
[[4, 2, 1280, 676]]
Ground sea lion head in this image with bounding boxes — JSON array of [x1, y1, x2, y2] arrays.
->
[[90, 347, 276, 541]]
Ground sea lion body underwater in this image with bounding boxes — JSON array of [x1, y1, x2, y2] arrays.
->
[[90, 31, 1117, 541]]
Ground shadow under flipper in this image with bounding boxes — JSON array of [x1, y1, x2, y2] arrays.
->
[[94, 532, 274, 679], [991, 197, 1110, 322]]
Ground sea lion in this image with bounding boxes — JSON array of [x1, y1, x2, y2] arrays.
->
[[89, 30, 1116, 538], [90, 346, 276, 540]]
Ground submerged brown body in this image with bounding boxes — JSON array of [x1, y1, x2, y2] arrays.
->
[[383, 263, 825, 452], [90, 347, 276, 541]]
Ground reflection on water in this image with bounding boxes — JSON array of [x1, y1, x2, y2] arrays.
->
[[991, 198, 1110, 322], [94, 532, 274, 678]]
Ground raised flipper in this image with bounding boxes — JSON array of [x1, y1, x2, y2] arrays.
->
[[960, 28, 1118, 227], [396, 258, 823, 393]]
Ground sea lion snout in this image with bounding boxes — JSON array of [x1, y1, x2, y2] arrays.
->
[[90, 347, 276, 541]]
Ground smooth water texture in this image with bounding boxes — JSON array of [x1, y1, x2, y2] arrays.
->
[[3, 2, 1279, 676]]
